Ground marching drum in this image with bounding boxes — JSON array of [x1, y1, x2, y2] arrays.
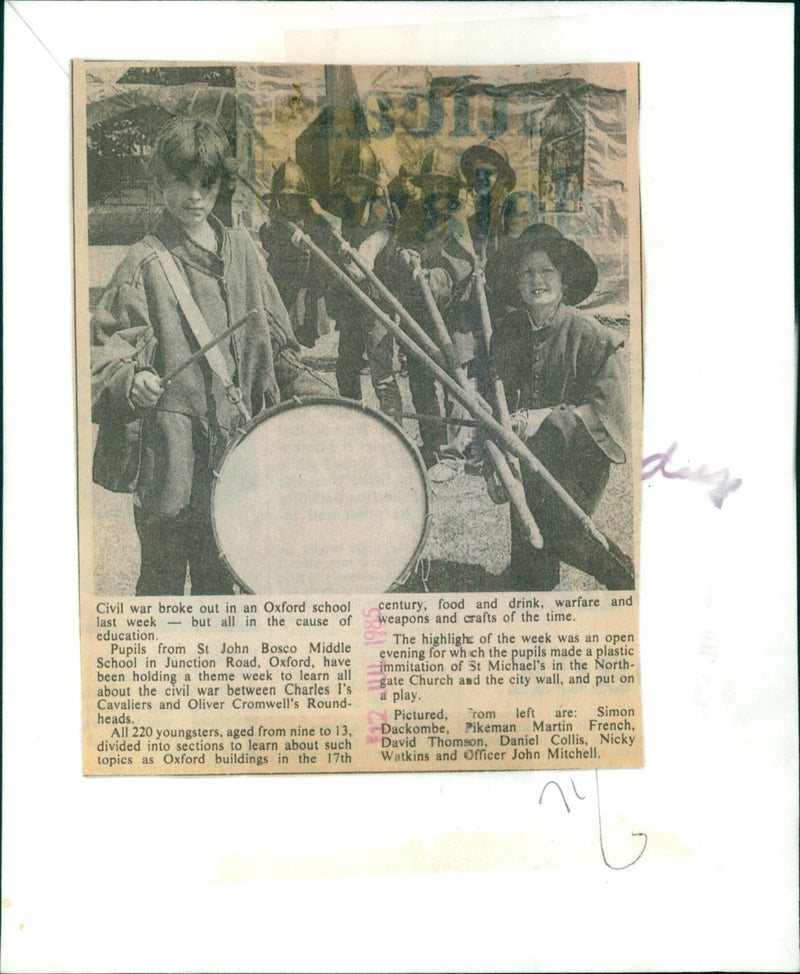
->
[[211, 397, 431, 593]]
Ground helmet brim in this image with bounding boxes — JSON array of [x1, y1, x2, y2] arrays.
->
[[411, 174, 465, 190], [460, 144, 517, 192], [331, 174, 381, 192]]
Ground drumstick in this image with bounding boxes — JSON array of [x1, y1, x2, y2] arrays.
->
[[401, 411, 480, 428], [161, 310, 257, 385]]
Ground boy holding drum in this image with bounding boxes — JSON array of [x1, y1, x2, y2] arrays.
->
[[91, 116, 324, 596]]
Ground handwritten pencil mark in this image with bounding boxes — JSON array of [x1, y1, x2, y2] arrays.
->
[[642, 441, 741, 508], [538, 779, 571, 813], [571, 778, 586, 801], [595, 770, 647, 870], [538, 777, 587, 814]]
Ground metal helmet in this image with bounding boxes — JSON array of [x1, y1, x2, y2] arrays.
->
[[412, 148, 464, 188], [333, 141, 380, 188], [271, 159, 310, 197]]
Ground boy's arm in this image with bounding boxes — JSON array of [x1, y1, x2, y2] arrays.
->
[[571, 339, 628, 463], [91, 262, 156, 424]]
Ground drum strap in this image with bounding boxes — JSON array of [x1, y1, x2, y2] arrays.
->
[[145, 235, 251, 424]]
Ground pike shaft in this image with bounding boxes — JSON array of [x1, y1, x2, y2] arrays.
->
[[305, 203, 451, 371]]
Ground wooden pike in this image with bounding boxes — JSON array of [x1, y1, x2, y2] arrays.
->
[[283, 216, 635, 587]]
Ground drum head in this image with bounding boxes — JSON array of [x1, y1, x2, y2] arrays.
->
[[212, 398, 430, 593]]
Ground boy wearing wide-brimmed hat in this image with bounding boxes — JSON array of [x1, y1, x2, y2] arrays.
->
[[460, 138, 517, 263], [490, 224, 631, 590]]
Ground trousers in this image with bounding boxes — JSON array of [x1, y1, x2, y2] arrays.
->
[[335, 317, 402, 420], [406, 326, 475, 466], [134, 505, 233, 596], [508, 412, 615, 591]]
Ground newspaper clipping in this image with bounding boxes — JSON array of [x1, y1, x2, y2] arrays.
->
[[74, 60, 643, 776]]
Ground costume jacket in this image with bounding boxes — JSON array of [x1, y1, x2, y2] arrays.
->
[[259, 212, 332, 348], [258, 212, 315, 315], [374, 205, 474, 343], [318, 197, 394, 327], [467, 198, 506, 264], [492, 303, 629, 464], [91, 211, 302, 515]]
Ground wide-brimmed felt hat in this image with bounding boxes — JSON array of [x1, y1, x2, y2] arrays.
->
[[460, 139, 516, 192], [512, 223, 597, 306]]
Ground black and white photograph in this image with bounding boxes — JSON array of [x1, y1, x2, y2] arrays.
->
[[79, 61, 641, 596]]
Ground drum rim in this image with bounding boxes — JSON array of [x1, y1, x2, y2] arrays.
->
[[210, 395, 432, 594]]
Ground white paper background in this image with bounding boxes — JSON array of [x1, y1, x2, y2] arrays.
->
[[3, 3, 796, 972]]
